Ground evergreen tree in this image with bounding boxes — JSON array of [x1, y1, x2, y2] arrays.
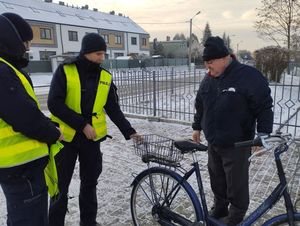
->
[[153, 42, 164, 56], [202, 22, 212, 45], [222, 32, 228, 48], [227, 35, 233, 53], [222, 32, 233, 53]]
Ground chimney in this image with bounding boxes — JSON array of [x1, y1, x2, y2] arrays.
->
[[109, 11, 115, 15], [166, 36, 170, 41], [93, 8, 98, 12], [44, 0, 52, 2], [58, 1, 64, 6], [118, 13, 123, 16]]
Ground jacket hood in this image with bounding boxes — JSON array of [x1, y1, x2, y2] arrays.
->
[[0, 15, 26, 58]]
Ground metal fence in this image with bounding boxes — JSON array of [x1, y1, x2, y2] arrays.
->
[[272, 63, 300, 135], [102, 58, 188, 70], [113, 64, 300, 136], [113, 67, 204, 123]]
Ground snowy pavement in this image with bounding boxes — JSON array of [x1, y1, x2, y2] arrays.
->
[[0, 72, 299, 225], [0, 117, 198, 225], [0, 117, 299, 225]]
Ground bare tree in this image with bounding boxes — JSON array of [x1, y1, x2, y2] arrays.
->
[[173, 33, 186, 40], [255, 0, 300, 69], [254, 46, 289, 82]]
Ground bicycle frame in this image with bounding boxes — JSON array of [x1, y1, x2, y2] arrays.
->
[[159, 142, 299, 226], [240, 143, 297, 226]]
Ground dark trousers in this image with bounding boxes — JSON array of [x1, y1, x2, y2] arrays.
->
[[208, 144, 251, 217], [0, 163, 48, 226], [49, 136, 102, 226]]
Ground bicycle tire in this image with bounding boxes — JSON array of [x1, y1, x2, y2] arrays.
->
[[130, 167, 203, 226], [263, 213, 300, 226]]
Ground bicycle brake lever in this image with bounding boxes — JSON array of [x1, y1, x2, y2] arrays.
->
[[261, 135, 273, 150]]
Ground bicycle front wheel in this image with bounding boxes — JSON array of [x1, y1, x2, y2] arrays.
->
[[263, 213, 300, 226], [130, 167, 202, 226]]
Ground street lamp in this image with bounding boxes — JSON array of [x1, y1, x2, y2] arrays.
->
[[188, 10, 201, 69]]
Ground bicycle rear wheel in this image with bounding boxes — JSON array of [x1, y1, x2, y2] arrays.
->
[[130, 167, 202, 226], [264, 213, 300, 225]]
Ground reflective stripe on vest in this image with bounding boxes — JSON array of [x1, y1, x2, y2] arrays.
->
[[51, 64, 112, 142], [0, 57, 48, 168]]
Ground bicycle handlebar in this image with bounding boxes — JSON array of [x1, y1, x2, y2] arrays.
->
[[234, 133, 293, 149], [234, 137, 262, 148]]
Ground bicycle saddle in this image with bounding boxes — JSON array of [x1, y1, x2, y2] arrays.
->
[[174, 139, 208, 153]]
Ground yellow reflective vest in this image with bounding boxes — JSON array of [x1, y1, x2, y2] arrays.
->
[[0, 57, 49, 168], [0, 57, 62, 197], [51, 64, 112, 142]]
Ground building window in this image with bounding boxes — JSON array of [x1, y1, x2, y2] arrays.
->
[[131, 37, 137, 45], [114, 52, 124, 58], [39, 51, 56, 61], [40, 28, 52, 40], [68, 31, 78, 41], [115, 35, 122, 44], [142, 38, 147, 46], [103, 34, 109, 44]]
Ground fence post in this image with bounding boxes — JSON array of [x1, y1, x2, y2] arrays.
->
[[153, 71, 156, 117], [171, 67, 174, 94], [142, 69, 145, 104]]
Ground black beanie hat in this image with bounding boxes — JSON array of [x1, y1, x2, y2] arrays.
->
[[80, 33, 107, 55], [202, 36, 229, 61], [2, 12, 33, 42]]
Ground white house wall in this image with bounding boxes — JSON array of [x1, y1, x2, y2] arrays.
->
[[0, 0, 149, 60], [60, 25, 98, 54], [127, 33, 140, 54]]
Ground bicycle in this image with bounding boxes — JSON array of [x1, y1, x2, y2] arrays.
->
[[130, 133, 300, 226]]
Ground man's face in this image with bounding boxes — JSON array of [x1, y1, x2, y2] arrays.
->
[[84, 51, 106, 64], [23, 41, 31, 51], [204, 57, 228, 77]]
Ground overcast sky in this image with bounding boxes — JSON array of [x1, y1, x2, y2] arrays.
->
[[53, 0, 274, 52]]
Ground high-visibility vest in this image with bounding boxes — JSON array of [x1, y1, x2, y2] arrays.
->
[[0, 57, 62, 197], [51, 64, 112, 142], [0, 57, 49, 168]]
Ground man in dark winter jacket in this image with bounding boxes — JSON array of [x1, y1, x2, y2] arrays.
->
[[0, 13, 63, 226], [48, 33, 140, 226], [192, 36, 273, 226]]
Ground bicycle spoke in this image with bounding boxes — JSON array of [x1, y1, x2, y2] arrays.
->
[[131, 171, 198, 226]]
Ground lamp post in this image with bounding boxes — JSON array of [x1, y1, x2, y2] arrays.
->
[[188, 10, 201, 69]]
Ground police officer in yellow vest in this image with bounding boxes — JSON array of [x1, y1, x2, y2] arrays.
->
[[48, 33, 140, 226], [0, 13, 63, 226]]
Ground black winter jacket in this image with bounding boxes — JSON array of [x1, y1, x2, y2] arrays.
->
[[47, 55, 136, 141], [0, 58, 61, 180], [192, 59, 273, 147], [0, 13, 60, 179]]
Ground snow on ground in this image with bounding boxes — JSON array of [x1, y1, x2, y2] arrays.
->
[[0, 117, 299, 225], [0, 117, 199, 225], [0, 71, 299, 225]]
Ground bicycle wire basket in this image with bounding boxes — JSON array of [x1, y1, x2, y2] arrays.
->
[[133, 134, 183, 167]]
